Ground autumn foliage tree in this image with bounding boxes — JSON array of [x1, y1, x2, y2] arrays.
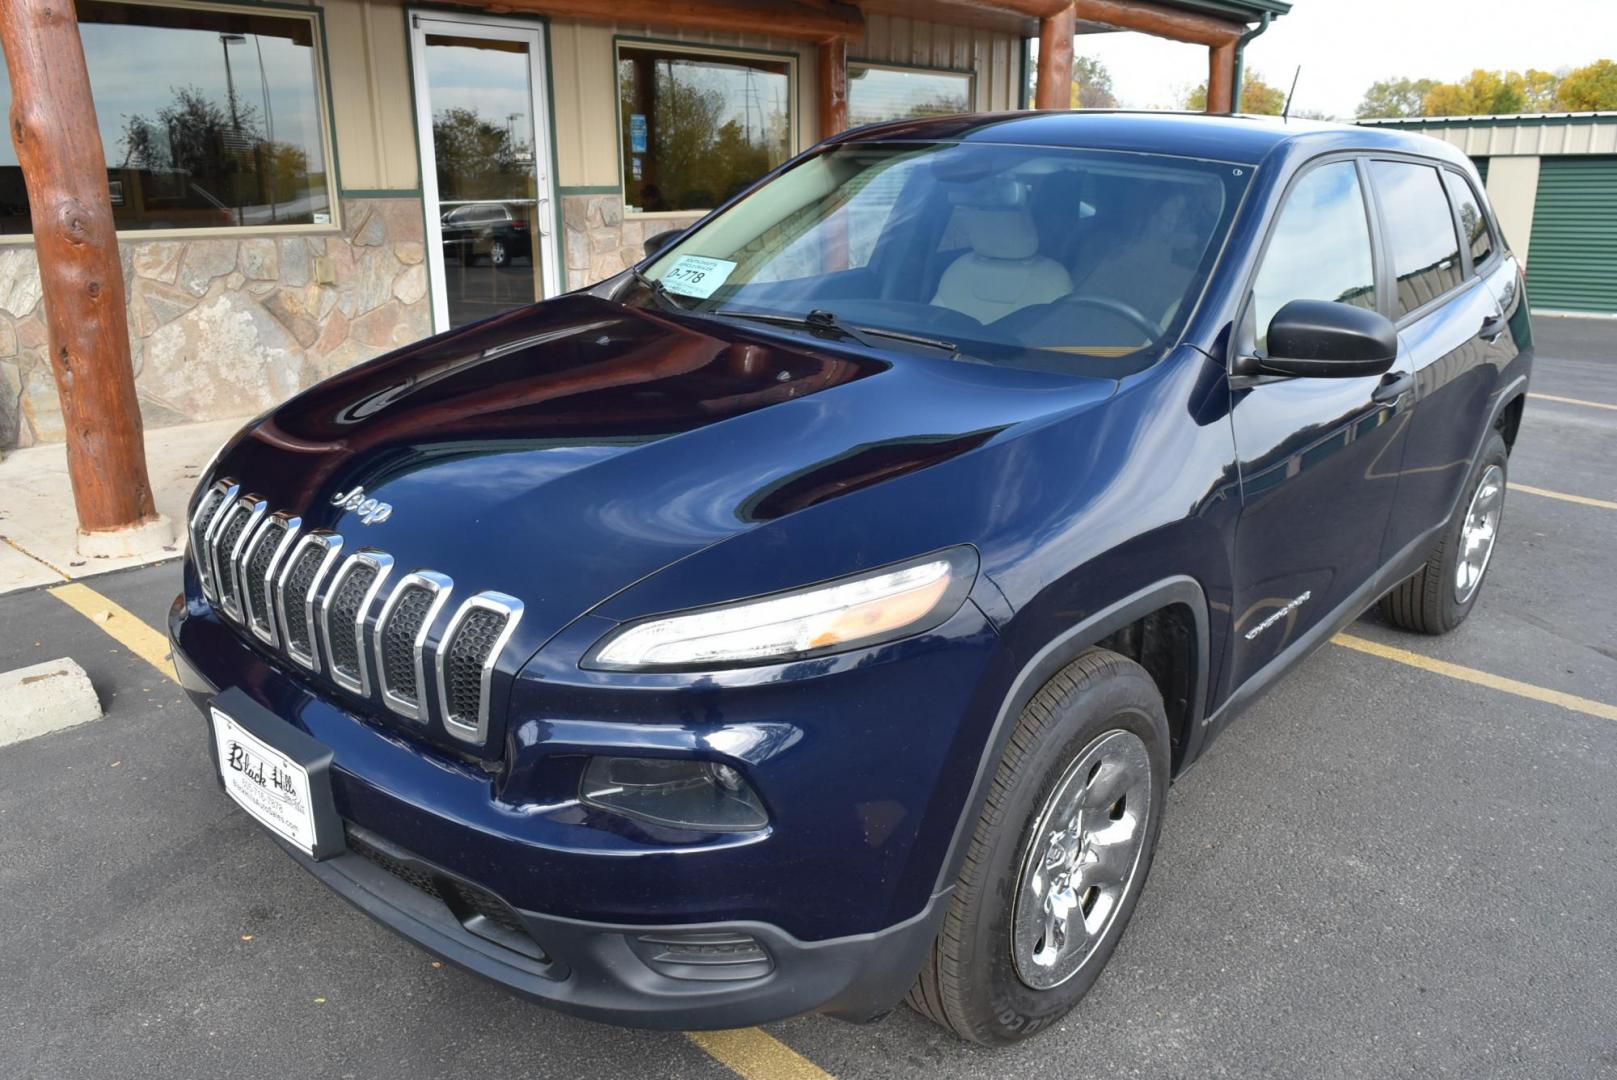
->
[[1183, 70, 1286, 114], [1357, 60, 1617, 120]]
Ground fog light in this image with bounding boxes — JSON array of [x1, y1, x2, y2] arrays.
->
[[581, 756, 768, 832]]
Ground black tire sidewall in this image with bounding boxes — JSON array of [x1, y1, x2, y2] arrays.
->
[[1436, 431, 1509, 628], [958, 659, 1170, 1042]]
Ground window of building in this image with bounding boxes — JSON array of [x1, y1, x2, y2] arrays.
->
[[1250, 161, 1377, 349], [0, 0, 335, 237], [1370, 160, 1464, 317], [1441, 170, 1494, 267], [848, 64, 973, 126], [617, 43, 793, 215]]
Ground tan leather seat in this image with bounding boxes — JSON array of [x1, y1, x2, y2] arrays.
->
[[931, 205, 1072, 324]]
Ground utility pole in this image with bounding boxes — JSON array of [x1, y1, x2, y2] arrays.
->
[[1, 0, 172, 557]]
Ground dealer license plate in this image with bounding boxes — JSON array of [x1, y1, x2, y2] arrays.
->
[[211, 705, 320, 856]]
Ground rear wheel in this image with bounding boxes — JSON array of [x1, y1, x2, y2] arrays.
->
[[1379, 430, 1508, 634], [907, 648, 1169, 1044], [489, 239, 510, 267]]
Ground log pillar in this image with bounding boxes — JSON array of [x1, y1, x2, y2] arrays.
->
[[1, 0, 170, 555], [819, 35, 848, 140], [1034, 3, 1075, 110], [1207, 40, 1237, 113]]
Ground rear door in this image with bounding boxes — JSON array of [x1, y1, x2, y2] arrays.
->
[[1226, 157, 1414, 685], [1370, 159, 1509, 561]]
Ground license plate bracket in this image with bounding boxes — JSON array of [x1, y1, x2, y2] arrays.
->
[[207, 687, 344, 861]]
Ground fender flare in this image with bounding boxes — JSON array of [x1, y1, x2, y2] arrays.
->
[[931, 575, 1209, 895]]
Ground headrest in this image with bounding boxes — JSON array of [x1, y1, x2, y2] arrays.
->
[[959, 205, 1039, 260]]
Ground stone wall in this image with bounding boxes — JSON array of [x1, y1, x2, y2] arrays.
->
[[0, 196, 433, 451], [562, 192, 702, 291]]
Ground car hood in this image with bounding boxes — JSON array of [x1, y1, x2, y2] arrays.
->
[[210, 294, 1114, 655]]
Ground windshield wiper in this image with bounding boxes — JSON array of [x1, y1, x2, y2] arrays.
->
[[629, 266, 688, 311], [714, 307, 959, 356]]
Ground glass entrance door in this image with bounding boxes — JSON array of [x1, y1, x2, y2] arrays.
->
[[410, 13, 559, 331]]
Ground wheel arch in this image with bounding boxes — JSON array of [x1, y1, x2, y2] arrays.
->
[[932, 575, 1209, 895]]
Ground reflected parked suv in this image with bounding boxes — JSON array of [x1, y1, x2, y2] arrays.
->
[[172, 113, 1530, 1044], [440, 201, 532, 266]]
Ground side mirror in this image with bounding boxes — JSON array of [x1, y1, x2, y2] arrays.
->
[[641, 228, 684, 260], [1250, 299, 1398, 378]]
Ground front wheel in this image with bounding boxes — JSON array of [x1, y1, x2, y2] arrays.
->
[[907, 648, 1169, 1044], [1379, 430, 1508, 634]]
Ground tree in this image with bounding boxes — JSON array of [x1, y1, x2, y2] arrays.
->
[[1557, 59, 1617, 110], [1071, 56, 1118, 109], [1355, 77, 1438, 120], [1522, 69, 1562, 111], [1183, 70, 1285, 114], [1424, 69, 1527, 116], [430, 107, 528, 201]]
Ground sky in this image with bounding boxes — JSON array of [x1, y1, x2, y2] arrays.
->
[[1078, 0, 1617, 119]]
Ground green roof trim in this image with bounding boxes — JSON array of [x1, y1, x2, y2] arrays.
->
[[1359, 113, 1617, 129], [1153, 0, 1292, 20]]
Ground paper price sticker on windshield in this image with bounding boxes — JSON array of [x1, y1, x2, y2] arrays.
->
[[661, 255, 736, 300]]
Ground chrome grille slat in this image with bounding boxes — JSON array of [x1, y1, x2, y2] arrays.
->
[[375, 571, 453, 721], [212, 495, 267, 622], [275, 532, 343, 670], [241, 513, 301, 646], [319, 551, 393, 696], [437, 592, 524, 744], [188, 479, 237, 602]]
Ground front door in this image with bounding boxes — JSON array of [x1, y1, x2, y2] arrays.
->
[[1227, 158, 1415, 686], [409, 12, 559, 332]]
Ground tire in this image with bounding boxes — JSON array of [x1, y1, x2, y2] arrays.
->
[[489, 240, 509, 267], [1379, 430, 1508, 634], [907, 648, 1170, 1044]]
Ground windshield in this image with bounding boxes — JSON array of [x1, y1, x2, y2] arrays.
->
[[635, 140, 1251, 375]]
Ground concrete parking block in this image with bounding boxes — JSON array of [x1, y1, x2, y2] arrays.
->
[[0, 657, 102, 747]]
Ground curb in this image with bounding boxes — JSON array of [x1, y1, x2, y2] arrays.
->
[[0, 657, 103, 747]]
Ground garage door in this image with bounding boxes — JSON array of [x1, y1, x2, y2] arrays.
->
[[1527, 156, 1617, 313]]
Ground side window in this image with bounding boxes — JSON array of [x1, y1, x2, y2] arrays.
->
[[1442, 170, 1494, 266], [1251, 161, 1377, 350], [1370, 161, 1464, 317]]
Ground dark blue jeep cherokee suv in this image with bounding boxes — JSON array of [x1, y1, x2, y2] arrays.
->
[[171, 112, 1531, 1044]]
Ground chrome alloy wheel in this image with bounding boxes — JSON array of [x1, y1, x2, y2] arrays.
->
[[1454, 463, 1505, 605], [1012, 729, 1153, 990]]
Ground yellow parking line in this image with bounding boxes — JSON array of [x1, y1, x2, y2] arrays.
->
[[1508, 482, 1617, 511], [686, 1030, 835, 1080], [1528, 392, 1617, 412], [1332, 633, 1617, 723], [48, 582, 177, 683]]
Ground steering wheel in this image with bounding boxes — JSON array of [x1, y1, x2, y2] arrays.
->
[[1060, 294, 1161, 341]]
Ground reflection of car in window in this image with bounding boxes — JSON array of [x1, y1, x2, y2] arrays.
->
[[439, 202, 532, 267], [174, 113, 1531, 1047]]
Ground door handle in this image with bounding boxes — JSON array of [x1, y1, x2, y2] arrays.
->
[[1372, 370, 1413, 404], [1479, 313, 1507, 341]]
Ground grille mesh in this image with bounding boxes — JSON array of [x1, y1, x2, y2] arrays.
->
[[244, 520, 286, 631], [381, 585, 435, 701], [282, 545, 325, 655], [191, 488, 226, 578], [328, 563, 378, 677], [445, 608, 507, 727], [212, 508, 252, 607]]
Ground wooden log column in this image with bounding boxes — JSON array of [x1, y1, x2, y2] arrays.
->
[[1, 0, 168, 553], [1035, 3, 1076, 109], [819, 35, 848, 140], [1207, 40, 1237, 113]]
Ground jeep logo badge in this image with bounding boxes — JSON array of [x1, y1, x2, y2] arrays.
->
[[331, 485, 393, 526]]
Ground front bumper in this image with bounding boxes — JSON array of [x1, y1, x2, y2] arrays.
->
[[170, 582, 999, 1027]]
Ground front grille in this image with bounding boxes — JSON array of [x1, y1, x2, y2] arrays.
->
[[377, 573, 451, 719], [190, 479, 523, 750], [323, 556, 386, 693], [437, 593, 524, 743], [241, 516, 293, 643]]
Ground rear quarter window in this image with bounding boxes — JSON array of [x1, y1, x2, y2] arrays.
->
[[1369, 160, 1465, 317], [1441, 170, 1494, 266]]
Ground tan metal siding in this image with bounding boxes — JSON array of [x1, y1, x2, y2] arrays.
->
[[320, 0, 420, 192], [858, 12, 1021, 112]]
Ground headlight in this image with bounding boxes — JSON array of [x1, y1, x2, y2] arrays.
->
[[586, 547, 977, 671]]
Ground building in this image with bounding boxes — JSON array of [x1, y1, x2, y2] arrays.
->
[[0, 0, 1289, 456], [1359, 113, 1617, 316]]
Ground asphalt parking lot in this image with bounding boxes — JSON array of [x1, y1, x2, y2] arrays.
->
[[2, 316, 1614, 1080]]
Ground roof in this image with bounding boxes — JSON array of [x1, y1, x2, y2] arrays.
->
[[835, 110, 1464, 167]]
